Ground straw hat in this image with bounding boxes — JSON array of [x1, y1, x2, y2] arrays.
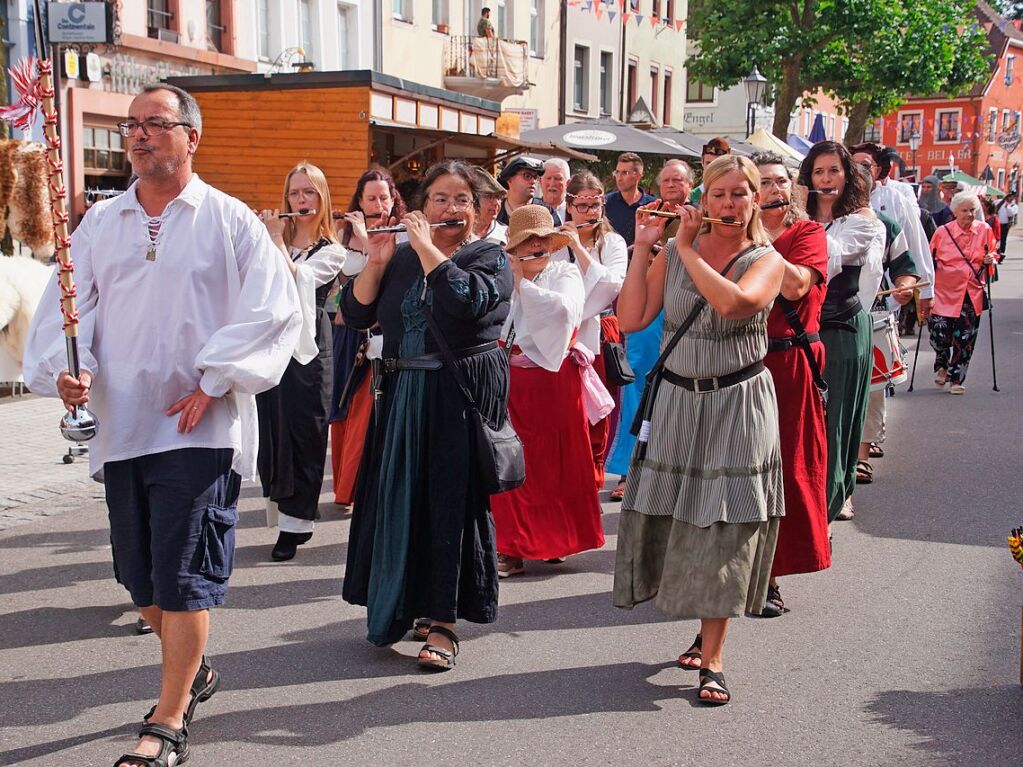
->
[[506, 205, 572, 252]]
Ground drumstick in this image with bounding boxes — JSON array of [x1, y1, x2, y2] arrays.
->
[[643, 208, 745, 227], [367, 218, 465, 234], [875, 281, 931, 298]]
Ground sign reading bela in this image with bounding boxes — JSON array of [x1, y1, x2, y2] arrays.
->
[[48, 1, 109, 44]]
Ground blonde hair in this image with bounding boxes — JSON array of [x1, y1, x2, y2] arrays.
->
[[699, 155, 770, 246], [281, 162, 337, 248]]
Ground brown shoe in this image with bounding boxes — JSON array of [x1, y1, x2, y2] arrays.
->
[[497, 553, 524, 578]]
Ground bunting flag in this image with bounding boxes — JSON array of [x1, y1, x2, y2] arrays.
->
[[651, 15, 659, 27], [608, 11, 617, 23], [635, 15, 644, 25], [622, 12, 630, 24], [675, 19, 685, 32]]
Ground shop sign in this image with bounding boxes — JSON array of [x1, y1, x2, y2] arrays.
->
[[47, 1, 109, 43], [108, 54, 203, 95], [562, 129, 616, 147], [85, 52, 102, 83], [63, 49, 79, 79], [997, 129, 1021, 154], [504, 108, 538, 133]]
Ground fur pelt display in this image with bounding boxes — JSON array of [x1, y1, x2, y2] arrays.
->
[[0, 254, 52, 375], [0, 140, 54, 260]]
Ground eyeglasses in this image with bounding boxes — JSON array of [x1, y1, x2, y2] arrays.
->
[[427, 194, 474, 210], [572, 202, 603, 214], [857, 161, 877, 171], [703, 149, 728, 157], [760, 177, 791, 189], [117, 119, 192, 138]]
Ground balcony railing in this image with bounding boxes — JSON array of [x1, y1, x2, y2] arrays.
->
[[444, 35, 529, 100]]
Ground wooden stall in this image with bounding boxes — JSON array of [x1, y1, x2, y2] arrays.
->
[[166, 70, 591, 211]]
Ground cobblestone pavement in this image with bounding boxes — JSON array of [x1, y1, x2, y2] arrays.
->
[[0, 395, 99, 530]]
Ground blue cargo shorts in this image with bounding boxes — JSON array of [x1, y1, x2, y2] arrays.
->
[[104, 447, 241, 611]]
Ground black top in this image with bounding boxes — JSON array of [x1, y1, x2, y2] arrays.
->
[[496, 198, 561, 226], [340, 239, 513, 357], [605, 189, 657, 246]]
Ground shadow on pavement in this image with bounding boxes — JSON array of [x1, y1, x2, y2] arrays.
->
[[864, 685, 1023, 765]]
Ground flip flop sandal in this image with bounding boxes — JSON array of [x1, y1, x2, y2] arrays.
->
[[676, 634, 702, 670], [411, 618, 432, 642], [609, 481, 626, 502], [855, 459, 873, 484], [868, 443, 884, 459], [417, 625, 459, 672], [144, 656, 219, 727], [697, 668, 731, 706], [113, 721, 189, 766]]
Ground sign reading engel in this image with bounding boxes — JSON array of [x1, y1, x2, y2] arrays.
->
[[48, 2, 110, 44]]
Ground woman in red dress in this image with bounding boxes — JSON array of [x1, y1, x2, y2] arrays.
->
[[752, 153, 831, 617]]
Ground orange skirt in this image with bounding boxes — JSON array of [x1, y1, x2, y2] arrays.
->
[[330, 375, 373, 505]]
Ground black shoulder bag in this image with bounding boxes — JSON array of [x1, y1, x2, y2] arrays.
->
[[421, 304, 525, 495], [775, 296, 829, 413], [629, 249, 749, 460]]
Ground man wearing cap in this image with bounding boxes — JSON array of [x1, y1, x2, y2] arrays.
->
[[497, 156, 561, 226], [604, 152, 655, 246], [472, 166, 508, 244], [654, 159, 695, 243], [690, 137, 730, 206], [541, 158, 570, 224]]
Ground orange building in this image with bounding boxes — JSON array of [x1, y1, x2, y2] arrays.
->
[[872, 1, 1023, 191]]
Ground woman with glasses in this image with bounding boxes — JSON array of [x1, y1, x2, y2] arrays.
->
[[328, 169, 407, 509], [751, 152, 830, 617], [490, 205, 606, 579], [340, 160, 513, 670], [256, 162, 347, 562], [798, 142, 885, 525], [556, 171, 627, 488]]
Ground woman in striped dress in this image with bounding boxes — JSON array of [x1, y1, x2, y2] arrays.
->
[[613, 155, 784, 706]]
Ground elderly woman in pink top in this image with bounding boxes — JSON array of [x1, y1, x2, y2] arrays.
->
[[928, 191, 997, 394]]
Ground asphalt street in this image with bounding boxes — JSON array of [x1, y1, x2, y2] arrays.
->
[[1, 237, 1022, 766]]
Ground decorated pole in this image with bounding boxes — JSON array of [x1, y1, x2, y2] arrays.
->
[[0, 2, 97, 441]]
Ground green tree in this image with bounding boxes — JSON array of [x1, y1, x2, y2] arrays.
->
[[686, 0, 990, 142]]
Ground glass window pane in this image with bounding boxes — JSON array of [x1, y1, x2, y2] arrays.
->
[[94, 129, 109, 149], [97, 149, 110, 169], [110, 131, 122, 149], [83, 127, 94, 147]]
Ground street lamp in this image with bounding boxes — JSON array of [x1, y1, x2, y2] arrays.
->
[[743, 66, 768, 138], [908, 132, 922, 180]]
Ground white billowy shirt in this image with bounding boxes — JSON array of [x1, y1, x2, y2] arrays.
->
[[289, 240, 346, 363], [872, 182, 935, 299], [502, 259, 584, 372], [550, 231, 627, 353], [822, 213, 886, 309], [23, 175, 302, 480]]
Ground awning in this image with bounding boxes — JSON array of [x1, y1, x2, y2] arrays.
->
[[941, 170, 1004, 198], [748, 128, 805, 162], [371, 121, 597, 172], [522, 119, 698, 157], [788, 134, 813, 155]]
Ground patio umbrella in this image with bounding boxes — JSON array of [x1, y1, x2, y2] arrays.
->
[[788, 134, 813, 154], [808, 113, 827, 144], [748, 128, 805, 162], [521, 119, 698, 157]]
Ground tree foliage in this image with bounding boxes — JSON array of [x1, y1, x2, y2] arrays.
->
[[686, 0, 992, 141]]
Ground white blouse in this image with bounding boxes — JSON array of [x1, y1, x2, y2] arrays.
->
[[23, 175, 302, 480], [503, 259, 584, 372], [551, 231, 627, 353], [289, 241, 346, 364], [824, 213, 886, 309]]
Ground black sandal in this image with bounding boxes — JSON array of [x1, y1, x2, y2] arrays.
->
[[676, 634, 702, 670], [868, 442, 884, 459], [144, 655, 219, 726], [113, 721, 189, 766], [697, 668, 731, 706], [411, 618, 432, 642], [855, 459, 873, 484], [417, 625, 459, 671]]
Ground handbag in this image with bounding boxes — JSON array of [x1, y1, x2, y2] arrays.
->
[[421, 303, 525, 495], [601, 338, 636, 386]]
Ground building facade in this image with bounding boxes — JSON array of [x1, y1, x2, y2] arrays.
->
[[564, 1, 688, 128], [874, 1, 1023, 190], [249, 0, 375, 73]]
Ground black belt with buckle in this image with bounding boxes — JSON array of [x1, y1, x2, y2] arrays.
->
[[767, 333, 820, 352], [662, 361, 765, 393], [381, 341, 498, 374]]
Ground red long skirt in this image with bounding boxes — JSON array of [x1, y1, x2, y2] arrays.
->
[[491, 360, 605, 560], [329, 375, 373, 505], [764, 345, 831, 577], [589, 315, 622, 489]]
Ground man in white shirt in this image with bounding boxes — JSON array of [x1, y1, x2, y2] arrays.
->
[[996, 192, 1017, 256], [541, 158, 570, 224], [24, 85, 301, 766]]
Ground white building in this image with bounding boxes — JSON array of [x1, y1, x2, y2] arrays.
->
[[248, 0, 375, 72]]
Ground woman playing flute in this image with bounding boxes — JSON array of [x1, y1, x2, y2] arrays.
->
[[256, 162, 347, 561]]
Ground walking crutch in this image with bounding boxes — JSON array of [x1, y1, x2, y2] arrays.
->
[[907, 286, 925, 393], [985, 267, 999, 392]]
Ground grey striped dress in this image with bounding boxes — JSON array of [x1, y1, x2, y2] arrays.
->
[[613, 242, 785, 619]]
